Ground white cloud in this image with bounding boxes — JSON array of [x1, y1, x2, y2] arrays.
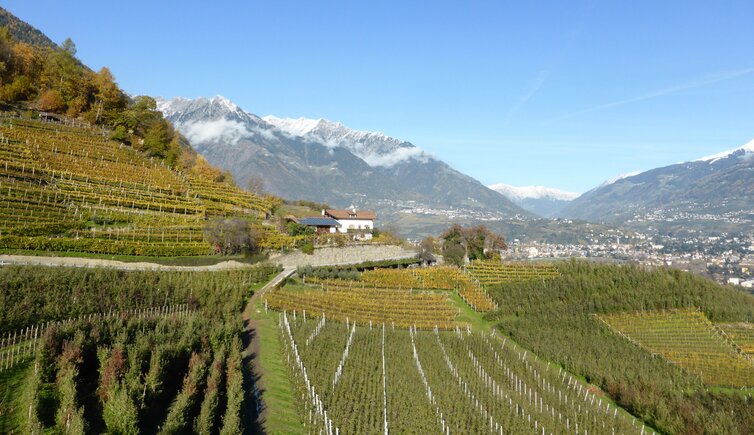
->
[[180, 119, 251, 146], [362, 147, 428, 167], [251, 126, 277, 141]]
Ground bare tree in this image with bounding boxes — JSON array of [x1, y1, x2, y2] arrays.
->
[[245, 175, 266, 196]]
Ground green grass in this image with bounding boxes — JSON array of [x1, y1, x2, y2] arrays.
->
[[274, 204, 320, 218], [275, 282, 312, 293], [0, 362, 31, 433], [449, 292, 492, 333], [252, 297, 305, 434], [0, 249, 268, 266]]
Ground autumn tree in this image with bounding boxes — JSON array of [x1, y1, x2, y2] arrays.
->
[[419, 236, 437, 265], [204, 218, 259, 255], [37, 88, 65, 112], [92, 67, 126, 122], [245, 174, 266, 196], [440, 224, 507, 266], [41, 37, 82, 112]]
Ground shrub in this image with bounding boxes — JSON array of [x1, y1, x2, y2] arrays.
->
[[301, 240, 314, 255], [37, 89, 66, 112]]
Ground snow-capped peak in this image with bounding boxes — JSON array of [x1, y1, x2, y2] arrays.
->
[[263, 115, 390, 142], [263, 115, 430, 167], [209, 95, 240, 113], [158, 96, 432, 168], [262, 116, 322, 137], [156, 95, 244, 119], [696, 138, 754, 163], [489, 183, 579, 201]]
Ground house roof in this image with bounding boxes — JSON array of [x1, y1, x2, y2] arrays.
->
[[297, 217, 341, 227], [324, 209, 377, 220]]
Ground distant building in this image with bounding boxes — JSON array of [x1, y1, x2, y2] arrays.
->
[[323, 207, 376, 240], [294, 216, 341, 235]]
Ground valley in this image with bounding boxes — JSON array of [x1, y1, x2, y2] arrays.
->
[[1, 4, 754, 435]]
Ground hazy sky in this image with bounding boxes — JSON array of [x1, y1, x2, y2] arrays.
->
[[7, 0, 754, 193]]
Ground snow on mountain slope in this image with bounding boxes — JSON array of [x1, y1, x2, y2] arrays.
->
[[488, 183, 578, 217], [696, 138, 754, 163], [561, 137, 754, 224], [156, 95, 530, 223], [263, 115, 430, 167], [157, 96, 276, 146], [598, 171, 643, 188], [262, 116, 320, 137], [589, 138, 754, 190], [488, 184, 579, 201]]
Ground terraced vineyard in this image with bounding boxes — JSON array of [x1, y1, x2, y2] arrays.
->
[[264, 281, 459, 329], [599, 309, 754, 387], [718, 323, 754, 355], [465, 261, 559, 287], [279, 312, 647, 434], [359, 266, 497, 311], [0, 117, 297, 255]]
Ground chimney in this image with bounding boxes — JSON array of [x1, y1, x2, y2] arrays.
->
[[322, 209, 326, 216]]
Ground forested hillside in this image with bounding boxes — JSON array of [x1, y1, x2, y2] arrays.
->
[[0, 8, 56, 49]]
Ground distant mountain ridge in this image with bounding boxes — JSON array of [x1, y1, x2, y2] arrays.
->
[[263, 115, 430, 168], [561, 139, 754, 230], [489, 183, 579, 217], [157, 96, 531, 227]]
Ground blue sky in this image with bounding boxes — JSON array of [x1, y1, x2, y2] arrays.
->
[[6, 0, 754, 193]]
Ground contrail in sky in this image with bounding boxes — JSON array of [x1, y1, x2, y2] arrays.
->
[[504, 69, 551, 124], [549, 67, 754, 122]]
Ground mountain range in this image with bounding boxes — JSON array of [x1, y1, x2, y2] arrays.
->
[[488, 184, 579, 217], [158, 95, 754, 238], [561, 140, 754, 234], [157, 96, 531, 231]]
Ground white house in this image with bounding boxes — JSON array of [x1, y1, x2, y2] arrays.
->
[[323, 207, 376, 240], [294, 216, 341, 234]]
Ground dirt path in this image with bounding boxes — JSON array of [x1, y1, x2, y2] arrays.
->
[[0, 254, 257, 271], [0, 244, 416, 272], [242, 268, 294, 433]]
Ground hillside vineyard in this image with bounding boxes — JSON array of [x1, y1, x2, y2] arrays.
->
[[0, 117, 305, 255]]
